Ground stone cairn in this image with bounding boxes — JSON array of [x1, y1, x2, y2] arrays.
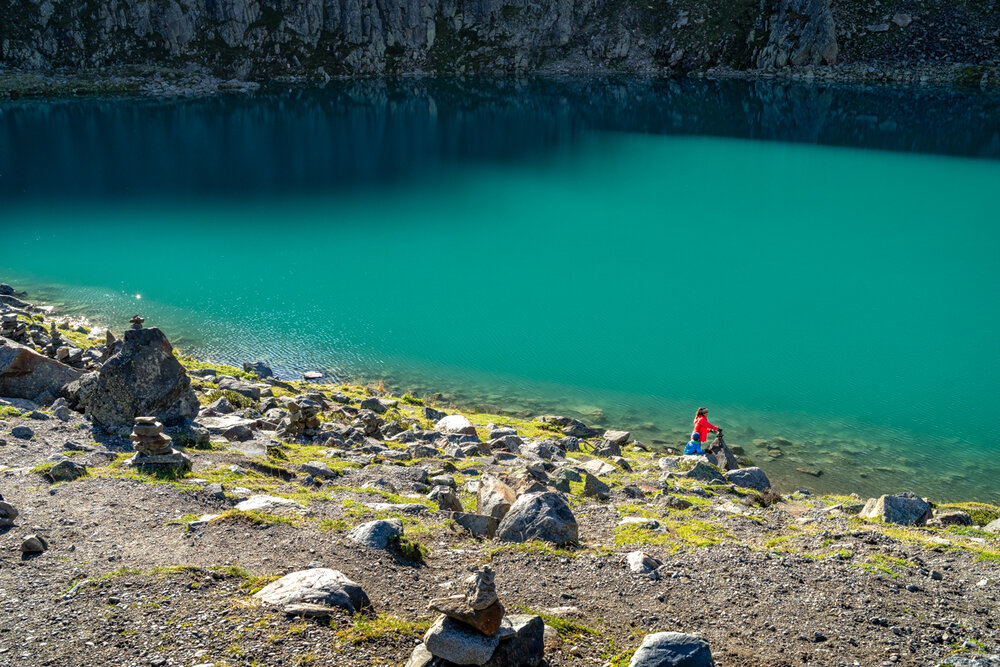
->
[[420, 566, 508, 664], [276, 398, 322, 440], [128, 416, 192, 473], [1, 314, 27, 342], [130, 314, 145, 330], [44, 322, 63, 357]]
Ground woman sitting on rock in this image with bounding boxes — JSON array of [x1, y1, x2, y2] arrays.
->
[[693, 407, 720, 446]]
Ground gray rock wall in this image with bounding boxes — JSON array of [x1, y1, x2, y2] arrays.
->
[[1, 0, 998, 77]]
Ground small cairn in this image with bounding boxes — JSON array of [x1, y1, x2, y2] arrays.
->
[[45, 322, 63, 357], [417, 566, 511, 664], [276, 398, 322, 440], [130, 314, 145, 330], [128, 416, 192, 473], [1, 314, 27, 342]]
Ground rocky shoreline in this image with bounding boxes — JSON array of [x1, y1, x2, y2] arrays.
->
[[2, 282, 1000, 666], [1, 61, 998, 100]]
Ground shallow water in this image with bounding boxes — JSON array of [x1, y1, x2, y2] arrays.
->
[[2, 78, 999, 502]]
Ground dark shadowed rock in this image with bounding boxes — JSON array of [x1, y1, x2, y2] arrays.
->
[[496, 492, 578, 546], [46, 460, 87, 482], [0, 500, 18, 527], [0, 339, 83, 402], [679, 462, 726, 484], [486, 614, 545, 667], [629, 632, 715, 667], [242, 361, 273, 378], [73, 327, 199, 427]]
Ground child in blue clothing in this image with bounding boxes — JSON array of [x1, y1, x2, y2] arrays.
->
[[683, 431, 704, 455]]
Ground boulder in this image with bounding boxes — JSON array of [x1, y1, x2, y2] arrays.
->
[[627, 551, 662, 574], [477, 475, 517, 521], [11, 425, 34, 439], [235, 494, 304, 513], [678, 462, 725, 484], [206, 396, 235, 414], [254, 568, 370, 614], [580, 459, 617, 477], [436, 414, 477, 436], [73, 327, 199, 427], [218, 377, 261, 401], [423, 406, 447, 421], [46, 460, 87, 482], [860, 492, 932, 526], [561, 420, 597, 438], [603, 430, 630, 447], [423, 615, 501, 665], [446, 512, 498, 539], [929, 511, 972, 527], [21, 533, 48, 554], [242, 361, 273, 378], [581, 471, 610, 500], [984, 518, 1000, 535], [301, 461, 341, 480], [629, 632, 715, 667], [361, 397, 397, 413], [0, 284, 13, 295], [724, 467, 772, 491], [222, 424, 254, 442], [657, 494, 693, 510], [405, 644, 436, 667], [496, 492, 578, 546], [0, 500, 18, 527], [486, 614, 545, 667], [0, 339, 83, 402], [347, 519, 404, 550], [430, 485, 464, 512]]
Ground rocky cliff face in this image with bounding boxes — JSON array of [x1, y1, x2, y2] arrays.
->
[[1, 0, 997, 78]]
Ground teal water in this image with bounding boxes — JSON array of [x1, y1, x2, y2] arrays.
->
[[2, 79, 999, 502]]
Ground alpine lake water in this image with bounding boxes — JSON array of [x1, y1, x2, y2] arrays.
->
[[2, 77, 999, 503]]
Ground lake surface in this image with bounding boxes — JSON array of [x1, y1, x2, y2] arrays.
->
[[2, 77, 999, 502]]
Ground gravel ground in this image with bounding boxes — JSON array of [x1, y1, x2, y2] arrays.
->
[[2, 404, 998, 667]]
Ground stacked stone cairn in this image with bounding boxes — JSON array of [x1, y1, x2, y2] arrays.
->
[[410, 566, 544, 666], [1, 314, 27, 342], [276, 398, 322, 440], [128, 416, 192, 472], [44, 322, 63, 357]]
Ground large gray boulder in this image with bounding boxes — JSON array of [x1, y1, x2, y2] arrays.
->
[[423, 615, 501, 665], [73, 327, 199, 427], [254, 568, 370, 614], [678, 462, 725, 484], [496, 492, 578, 546], [0, 339, 83, 402], [347, 519, 404, 550], [724, 467, 772, 492], [629, 632, 715, 667], [860, 492, 932, 526], [984, 518, 1000, 535]]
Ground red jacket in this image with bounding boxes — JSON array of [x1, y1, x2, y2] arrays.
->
[[693, 415, 718, 444]]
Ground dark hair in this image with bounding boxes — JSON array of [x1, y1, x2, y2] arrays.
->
[[695, 407, 708, 421]]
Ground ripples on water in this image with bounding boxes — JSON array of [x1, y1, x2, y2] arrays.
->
[[2, 77, 999, 502]]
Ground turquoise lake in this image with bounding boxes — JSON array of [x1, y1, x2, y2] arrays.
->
[[2, 78, 999, 502]]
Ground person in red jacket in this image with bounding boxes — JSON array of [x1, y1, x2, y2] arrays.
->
[[693, 407, 720, 444]]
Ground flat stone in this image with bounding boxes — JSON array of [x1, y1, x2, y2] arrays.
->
[[47, 460, 87, 482], [301, 461, 341, 479], [603, 430, 630, 446], [580, 459, 616, 477], [429, 597, 505, 636], [235, 494, 304, 513], [423, 615, 501, 665], [254, 568, 370, 614]]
